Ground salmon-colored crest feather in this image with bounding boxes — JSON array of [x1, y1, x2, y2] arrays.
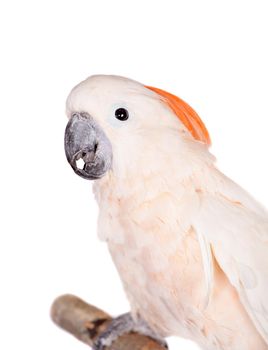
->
[[146, 86, 211, 145]]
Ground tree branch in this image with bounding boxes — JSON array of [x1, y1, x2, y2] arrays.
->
[[51, 294, 167, 350]]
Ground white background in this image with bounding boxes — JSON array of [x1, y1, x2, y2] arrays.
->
[[0, 1, 267, 349]]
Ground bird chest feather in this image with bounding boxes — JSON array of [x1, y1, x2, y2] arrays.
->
[[94, 176, 209, 336]]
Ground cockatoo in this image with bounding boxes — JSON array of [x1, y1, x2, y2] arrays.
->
[[64, 75, 268, 350]]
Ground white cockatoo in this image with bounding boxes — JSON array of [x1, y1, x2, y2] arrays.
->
[[64, 75, 268, 350]]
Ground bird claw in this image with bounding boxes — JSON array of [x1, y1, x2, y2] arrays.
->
[[92, 312, 168, 350]]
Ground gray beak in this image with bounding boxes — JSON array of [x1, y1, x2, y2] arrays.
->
[[64, 112, 112, 180]]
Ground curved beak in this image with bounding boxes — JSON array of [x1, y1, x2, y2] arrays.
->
[[64, 112, 112, 180]]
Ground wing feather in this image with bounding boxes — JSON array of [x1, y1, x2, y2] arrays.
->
[[193, 174, 268, 343], [196, 229, 214, 308]]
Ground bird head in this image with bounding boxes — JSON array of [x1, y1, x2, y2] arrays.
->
[[64, 75, 211, 181]]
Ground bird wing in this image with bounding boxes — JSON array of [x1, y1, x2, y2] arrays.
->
[[193, 175, 268, 343]]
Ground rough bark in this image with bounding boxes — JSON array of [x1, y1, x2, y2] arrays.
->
[[51, 294, 166, 350]]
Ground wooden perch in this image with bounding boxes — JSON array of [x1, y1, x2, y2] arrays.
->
[[51, 294, 167, 350]]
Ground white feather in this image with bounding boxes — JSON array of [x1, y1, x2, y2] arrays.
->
[[196, 229, 213, 308], [193, 168, 268, 344]]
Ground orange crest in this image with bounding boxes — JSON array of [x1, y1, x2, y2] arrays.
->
[[146, 86, 211, 145]]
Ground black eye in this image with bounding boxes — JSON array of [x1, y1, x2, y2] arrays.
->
[[115, 108, 129, 121]]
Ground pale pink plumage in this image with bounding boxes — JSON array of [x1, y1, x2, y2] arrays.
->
[[66, 75, 268, 349]]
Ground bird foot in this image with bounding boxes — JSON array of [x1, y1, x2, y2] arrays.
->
[[92, 312, 168, 350]]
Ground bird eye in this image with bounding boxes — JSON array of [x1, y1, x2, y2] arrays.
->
[[114, 108, 129, 121]]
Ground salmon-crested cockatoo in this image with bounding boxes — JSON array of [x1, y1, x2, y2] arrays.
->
[[64, 75, 268, 350]]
